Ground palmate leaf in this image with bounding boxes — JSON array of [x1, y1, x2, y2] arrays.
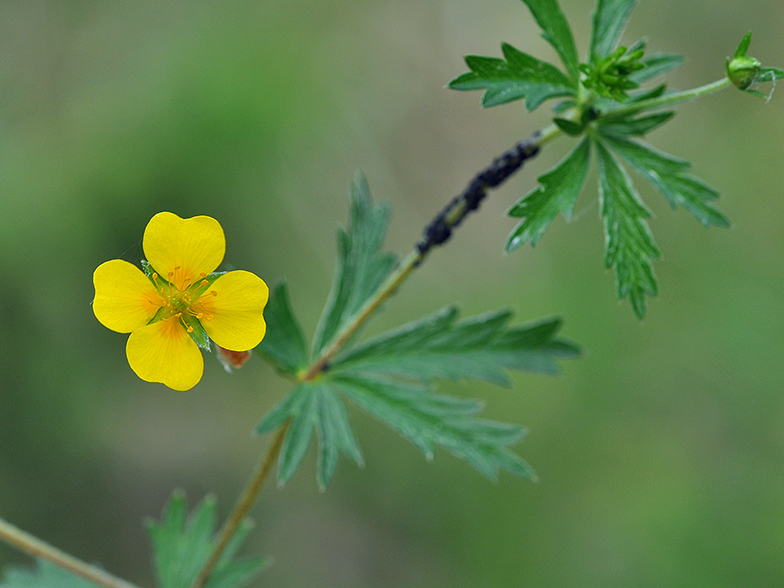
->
[[146, 491, 268, 588], [254, 305, 579, 488], [1, 561, 101, 588], [448, 43, 577, 110]]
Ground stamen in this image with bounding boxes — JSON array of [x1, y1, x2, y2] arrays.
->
[[201, 280, 209, 287], [210, 290, 217, 296]]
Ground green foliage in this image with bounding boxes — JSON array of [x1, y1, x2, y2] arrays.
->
[[255, 282, 309, 376], [507, 137, 591, 250], [146, 491, 268, 588], [450, 0, 743, 316], [311, 172, 397, 356], [0, 561, 101, 588], [255, 175, 579, 489]]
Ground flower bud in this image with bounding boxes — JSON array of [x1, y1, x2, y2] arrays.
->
[[726, 55, 761, 90]]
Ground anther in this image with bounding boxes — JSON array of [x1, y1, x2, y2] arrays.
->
[[210, 290, 217, 296]]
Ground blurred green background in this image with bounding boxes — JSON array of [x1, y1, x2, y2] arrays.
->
[[2, 0, 783, 586]]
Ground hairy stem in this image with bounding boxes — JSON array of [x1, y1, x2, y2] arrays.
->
[[190, 422, 289, 588], [0, 517, 141, 588]]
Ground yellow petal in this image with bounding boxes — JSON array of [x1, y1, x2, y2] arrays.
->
[[194, 270, 269, 351], [126, 317, 204, 391], [93, 260, 163, 333], [143, 212, 225, 291]]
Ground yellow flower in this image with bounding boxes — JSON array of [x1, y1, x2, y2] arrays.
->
[[93, 212, 269, 390]]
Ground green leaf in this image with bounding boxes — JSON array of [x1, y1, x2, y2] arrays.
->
[[331, 306, 580, 384], [600, 133, 730, 228], [253, 306, 578, 487], [629, 52, 684, 84], [254, 382, 364, 488], [520, 0, 580, 81], [596, 111, 675, 136], [1, 561, 102, 588], [255, 282, 309, 376], [448, 44, 576, 110], [315, 384, 364, 489], [590, 0, 639, 58], [334, 374, 536, 481], [311, 172, 397, 356], [506, 137, 591, 250], [595, 139, 660, 318], [146, 491, 268, 588]]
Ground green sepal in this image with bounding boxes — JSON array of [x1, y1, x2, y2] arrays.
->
[[506, 137, 591, 250], [145, 490, 268, 588], [188, 271, 226, 297], [255, 282, 309, 376], [141, 259, 157, 281], [181, 314, 211, 351]]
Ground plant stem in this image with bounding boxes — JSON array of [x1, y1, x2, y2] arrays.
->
[[189, 421, 289, 588], [301, 125, 555, 381], [605, 77, 731, 117], [0, 517, 141, 588]]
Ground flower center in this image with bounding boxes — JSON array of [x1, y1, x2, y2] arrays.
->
[[149, 266, 218, 333]]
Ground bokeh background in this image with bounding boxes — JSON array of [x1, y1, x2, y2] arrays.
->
[[2, 0, 783, 586]]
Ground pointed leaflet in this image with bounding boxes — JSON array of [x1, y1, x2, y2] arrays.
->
[[254, 382, 363, 489], [331, 306, 580, 384], [145, 491, 268, 588], [506, 137, 591, 251], [520, 0, 580, 81], [590, 0, 639, 58], [448, 43, 576, 110], [312, 172, 397, 356], [334, 374, 536, 481], [599, 133, 730, 228], [255, 282, 309, 376], [595, 139, 660, 318]]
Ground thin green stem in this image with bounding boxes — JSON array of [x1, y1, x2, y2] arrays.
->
[[189, 421, 289, 588], [300, 249, 421, 381], [0, 517, 141, 588], [605, 77, 732, 117]]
